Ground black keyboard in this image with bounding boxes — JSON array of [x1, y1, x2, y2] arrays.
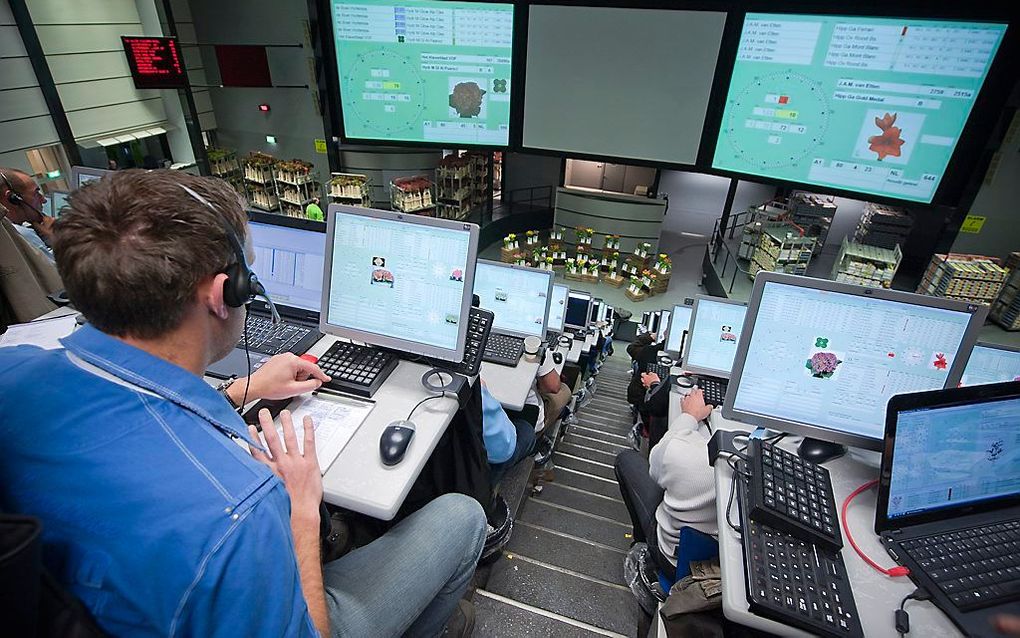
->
[[317, 341, 399, 398], [482, 332, 523, 367], [747, 439, 842, 551], [645, 363, 673, 380], [898, 519, 1020, 611], [421, 307, 493, 377], [697, 376, 728, 407], [243, 315, 313, 355], [739, 476, 864, 638]]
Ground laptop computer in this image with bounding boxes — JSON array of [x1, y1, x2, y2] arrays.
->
[[877, 382, 1020, 636], [678, 296, 747, 407], [473, 260, 554, 367], [206, 214, 325, 379]]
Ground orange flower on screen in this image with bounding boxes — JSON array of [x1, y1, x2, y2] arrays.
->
[[868, 112, 905, 160]]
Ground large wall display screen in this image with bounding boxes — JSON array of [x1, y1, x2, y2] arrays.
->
[[712, 14, 1007, 203], [331, 0, 514, 146], [523, 6, 726, 165]]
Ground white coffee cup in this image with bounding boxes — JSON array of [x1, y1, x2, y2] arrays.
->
[[523, 336, 541, 357]]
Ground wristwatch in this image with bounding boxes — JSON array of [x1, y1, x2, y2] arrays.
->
[[215, 377, 241, 411]]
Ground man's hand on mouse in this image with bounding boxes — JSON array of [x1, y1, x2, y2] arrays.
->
[[228, 353, 331, 406], [248, 409, 323, 524], [681, 388, 713, 422]]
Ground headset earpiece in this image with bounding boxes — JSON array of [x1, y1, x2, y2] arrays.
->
[[217, 215, 258, 309]]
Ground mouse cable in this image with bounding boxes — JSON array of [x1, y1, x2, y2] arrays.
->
[[406, 369, 454, 422], [896, 588, 931, 637], [841, 479, 910, 578]]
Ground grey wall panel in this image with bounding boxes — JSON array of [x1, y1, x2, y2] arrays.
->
[[169, 0, 192, 22], [192, 90, 212, 114], [0, 0, 14, 24], [0, 86, 50, 121], [0, 25, 27, 57], [65, 98, 167, 138], [553, 187, 665, 253], [58, 77, 159, 112], [198, 111, 217, 130], [36, 24, 143, 55], [182, 45, 202, 71], [176, 22, 196, 43], [28, 0, 139, 24], [0, 116, 59, 152], [47, 52, 132, 83], [503, 152, 561, 195], [0, 57, 40, 89]]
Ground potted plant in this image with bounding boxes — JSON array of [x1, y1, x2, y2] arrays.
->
[[628, 276, 643, 295], [566, 258, 577, 275]]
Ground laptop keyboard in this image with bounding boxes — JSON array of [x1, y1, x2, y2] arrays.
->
[[900, 519, 1020, 611], [482, 332, 524, 367], [243, 315, 312, 355]]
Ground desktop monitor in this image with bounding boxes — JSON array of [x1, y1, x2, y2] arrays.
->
[[473, 260, 553, 338], [49, 191, 71, 218], [603, 305, 614, 324], [589, 299, 603, 324], [547, 284, 569, 334], [656, 310, 671, 345], [320, 205, 479, 361], [663, 304, 694, 358], [681, 296, 748, 377], [248, 215, 326, 317], [960, 342, 1020, 387], [564, 290, 592, 330], [70, 166, 113, 188], [723, 272, 987, 450]]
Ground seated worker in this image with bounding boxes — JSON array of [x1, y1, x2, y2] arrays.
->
[[526, 347, 571, 463], [615, 388, 716, 575], [0, 170, 486, 637], [482, 384, 536, 490], [626, 332, 668, 448], [0, 168, 62, 330]]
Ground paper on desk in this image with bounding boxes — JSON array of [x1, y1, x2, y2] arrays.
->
[[0, 314, 77, 350], [260, 392, 374, 474]]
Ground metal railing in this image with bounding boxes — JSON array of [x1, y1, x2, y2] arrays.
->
[[708, 209, 756, 294]]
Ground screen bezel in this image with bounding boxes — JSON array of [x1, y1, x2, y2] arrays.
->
[[589, 299, 603, 324], [662, 303, 694, 359], [320, 204, 479, 361], [246, 213, 327, 320], [563, 290, 592, 330], [474, 259, 554, 338], [722, 271, 988, 451], [327, 0, 520, 150], [680, 295, 747, 377], [547, 283, 569, 334], [875, 381, 1020, 534]]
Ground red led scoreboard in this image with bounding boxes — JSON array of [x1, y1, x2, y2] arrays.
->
[[121, 36, 187, 89]]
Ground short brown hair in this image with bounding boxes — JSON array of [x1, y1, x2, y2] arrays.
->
[[52, 169, 248, 339]]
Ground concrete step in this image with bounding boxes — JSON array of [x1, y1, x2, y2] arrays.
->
[[575, 419, 632, 438], [532, 482, 630, 523], [473, 590, 616, 638], [507, 520, 627, 584], [566, 424, 630, 448], [518, 498, 631, 551], [558, 441, 619, 466], [563, 432, 630, 455], [554, 452, 617, 481], [484, 553, 641, 636]]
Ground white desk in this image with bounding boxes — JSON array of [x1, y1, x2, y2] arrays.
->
[[710, 413, 960, 637], [480, 355, 539, 412], [567, 339, 583, 365]]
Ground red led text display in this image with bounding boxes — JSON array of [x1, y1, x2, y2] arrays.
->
[[121, 36, 187, 89]]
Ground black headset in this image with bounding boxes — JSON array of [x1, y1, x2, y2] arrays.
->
[[178, 184, 280, 321], [0, 170, 42, 214]]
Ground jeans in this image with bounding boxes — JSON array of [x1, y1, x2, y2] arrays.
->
[[323, 493, 486, 637], [488, 418, 537, 490], [614, 450, 673, 575]]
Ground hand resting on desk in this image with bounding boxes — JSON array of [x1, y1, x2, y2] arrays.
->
[[226, 352, 331, 406], [681, 388, 713, 422]]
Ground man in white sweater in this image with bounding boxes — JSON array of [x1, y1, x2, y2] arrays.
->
[[615, 387, 716, 574]]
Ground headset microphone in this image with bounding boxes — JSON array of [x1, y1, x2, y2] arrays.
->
[[255, 281, 282, 324], [0, 170, 45, 217]]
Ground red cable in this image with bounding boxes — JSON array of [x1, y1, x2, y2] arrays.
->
[[841, 479, 910, 577]]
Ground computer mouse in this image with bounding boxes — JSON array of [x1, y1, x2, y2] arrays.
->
[[379, 420, 415, 466]]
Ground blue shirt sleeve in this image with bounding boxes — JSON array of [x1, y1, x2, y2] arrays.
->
[[170, 487, 319, 638], [480, 385, 517, 464]]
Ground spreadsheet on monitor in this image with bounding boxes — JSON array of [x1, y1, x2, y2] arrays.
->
[[474, 262, 550, 337]]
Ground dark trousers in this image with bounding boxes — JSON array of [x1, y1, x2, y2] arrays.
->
[[615, 449, 674, 575], [488, 418, 537, 490]]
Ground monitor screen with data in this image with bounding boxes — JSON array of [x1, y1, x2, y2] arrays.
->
[[564, 291, 591, 330], [960, 343, 1020, 387], [331, 0, 514, 146], [473, 261, 552, 338], [547, 284, 569, 334], [249, 222, 326, 312], [683, 298, 747, 376], [713, 14, 1007, 203], [322, 206, 478, 361], [664, 306, 693, 355], [724, 274, 985, 448]]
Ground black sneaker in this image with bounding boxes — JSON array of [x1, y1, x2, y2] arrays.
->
[[533, 434, 554, 466], [441, 599, 476, 637], [481, 495, 513, 564]]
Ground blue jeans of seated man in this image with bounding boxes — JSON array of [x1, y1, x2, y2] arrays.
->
[[488, 418, 538, 490], [323, 493, 486, 637]]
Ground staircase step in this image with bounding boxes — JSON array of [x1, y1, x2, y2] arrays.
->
[[554, 453, 617, 481], [563, 433, 629, 455], [558, 441, 619, 465], [507, 522, 627, 584], [473, 590, 613, 638], [553, 465, 625, 500], [533, 482, 631, 523], [484, 553, 641, 636], [570, 424, 630, 445], [519, 499, 632, 550], [576, 419, 631, 437]]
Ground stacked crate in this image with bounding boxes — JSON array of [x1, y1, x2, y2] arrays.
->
[[990, 253, 1020, 330], [831, 239, 902, 288], [749, 224, 816, 278], [916, 253, 1008, 304], [854, 203, 913, 249], [788, 193, 837, 254]]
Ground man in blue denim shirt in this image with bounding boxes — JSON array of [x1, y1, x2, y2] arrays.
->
[[0, 170, 486, 637]]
